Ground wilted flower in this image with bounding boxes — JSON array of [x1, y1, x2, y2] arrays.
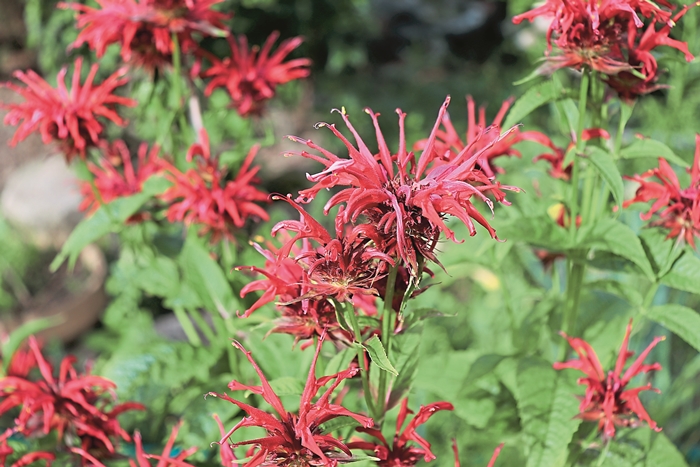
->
[[202, 32, 311, 116], [348, 398, 453, 466], [63, 0, 228, 69], [161, 129, 269, 241], [80, 140, 163, 215], [208, 337, 373, 466], [288, 97, 517, 272], [0, 434, 55, 467], [624, 134, 700, 248], [0, 336, 144, 457], [1, 58, 135, 161], [554, 319, 664, 438]]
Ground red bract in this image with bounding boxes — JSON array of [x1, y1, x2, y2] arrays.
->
[[414, 96, 546, 178], [348, 398, 453, 466], [288, 97, 517, 272], [80, 140, 163, 215], [624, 135, 700, 248], [0, 336, 145, 457], [202, 32, 311, 116], [452, 440, 503, 467], [62, 0, 228, 70], [0, 58, 135, 161], [0, 434, 54, 467], [161, 129, 269, 241], [72, 421, 197, 467], [554, 319, 664, 438], [208, 338, 373, 467], [530, 129, 611, 181]]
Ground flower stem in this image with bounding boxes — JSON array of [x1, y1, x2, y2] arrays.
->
[[377, 264, 399, 423], [595, 440, 611, 467], [170, 33, 190, 143], [569, 68, 590, 242], [342, 300, 377, 419]]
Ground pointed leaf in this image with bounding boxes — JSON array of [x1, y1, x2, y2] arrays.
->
[[1, 315, 64, 373], [646, 432, 689, 467], [642, 304, 700, 353], [620, 140, 689, 168], [503, 81, 559, 129], [363, 336, 398, 376], [586, 147, 624, 209], [660, 250, 700, 294]]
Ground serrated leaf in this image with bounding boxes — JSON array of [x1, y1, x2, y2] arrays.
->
[[579, 219, 655, 280], [660, 250, 700, 294], [1, 316, 64, 373], [363, 336, 398, 376], [620, 139, 689, 168], [504, 81, 559, 129], [642, 304, 700, 353], [586, 147, 624, 209]]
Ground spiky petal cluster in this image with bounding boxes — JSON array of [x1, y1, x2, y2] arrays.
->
[[0, 337, 144, 457], [161, 129, 269, 241], [80, 140, 163, 215], [623, 135, 700, 248], [208, 338, 373, 467], [0, 58, 135, 161], [554, 319, 665, 438], [202, 32, 311, 116], [62, 0, 228, 69], [289, 97, 518, 272], [348, 398, 453, 466], [512, 0, 692, 85], [0, 434, 54, 467]]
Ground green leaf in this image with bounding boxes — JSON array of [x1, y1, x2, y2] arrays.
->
[[620, 139, 689, 168], [269, 377, 305, 396], [498, 214, 570, 250], [660, 250, 700, 294], [387, 331, 422, 409], [646, 432, 689, 467], [136, 256, 180, 298], [325, 348, 355, 376], [586, 147, 624, 209], [642, 304, 700, 352], [453, 398, 496, 429], [1, 315, 64, 373], [464, 354, 507, 384], [319, 416, 362, 434], [579, 219, 655, 280], [363, 336, 398, 376], [504, 81, 559, 129]]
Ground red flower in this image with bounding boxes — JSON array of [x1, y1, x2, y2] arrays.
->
[[414, 96, 546, 178], [71, 421, 197, 467], [202, 32, 311, 116], [62, 0, 228, 70], [0, 336, 145, 457], [348, 398, 453, 466], [530, 129, 611, 181], [0, 434, 55, 467], [624, 134, 700, 248], [288, 97, 517, 272], [208, 337, 373, 467], [554, 319, 664, 438], [80, 140, 163, 215], [1, 58, 135, 161], [161, 129, 269, 241], [452, 440, 503, 467]]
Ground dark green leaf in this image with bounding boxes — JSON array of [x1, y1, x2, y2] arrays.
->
[[586, 147, 624, 209], [363, 336, 398, 376], [504, 81, 560, 129], [643, 304, 700, 352], [620, 139, 689, 168]]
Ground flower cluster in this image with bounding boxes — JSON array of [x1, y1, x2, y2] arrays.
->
[[161, 129, 269, 241], [0, 337, 144, 460], [0, 58, 135, 161], [62, 0, 229, 70], [513, 0, 694, 100], [209, 338, 374, 466], [202, 32, 312, 116], [554, 320, 664, 438], [624, 135, 700, 248]]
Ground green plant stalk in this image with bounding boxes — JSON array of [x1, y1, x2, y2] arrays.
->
[[173, 305, 202, 346], [568, 69, 590, 242], [376, 264, 399, 422], [343, 300, 377, 419], [170, 33, 190, 144], [595, 439, 611, 467]]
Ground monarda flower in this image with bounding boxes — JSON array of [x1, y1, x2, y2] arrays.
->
[[80, 140, 163, 215], [554, 319, 664, 438], [208, 338, 373, 466], [202, 32, 311, 116], [289, 97, 518, 272], [1, 58, 135, 161], [0, 434, 54, 467], [161, 129, 269, 241], [348, 398, 453, 466], [624, 134, 700, 248], [0, 336, 145, 457], [62, 0, 228, 70]]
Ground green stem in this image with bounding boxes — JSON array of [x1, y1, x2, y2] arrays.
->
[[569, 69, 590, 242], [173, 305, 202, 346], [170, 33, 190, 143], [342, 300, 377, 419], [377, 264, 399, 423], [643, 282, 660, 310], [595, 440, 611, 467], [561, 259, 585, 347]]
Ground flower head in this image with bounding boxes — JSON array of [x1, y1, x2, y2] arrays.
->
[[208, 337, 373, 467], [348, 398, 453, 466], [623, 134, 700, 248], [554, 319, 664, 438], [0, 336, 145, 457], [1, 58, 135, 161], [202, 32, 311, 116], [80, 140, 163, 215], [161, 129, 269, 241], [62, 0, 228, 69], [288, 97, 517, 272]]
